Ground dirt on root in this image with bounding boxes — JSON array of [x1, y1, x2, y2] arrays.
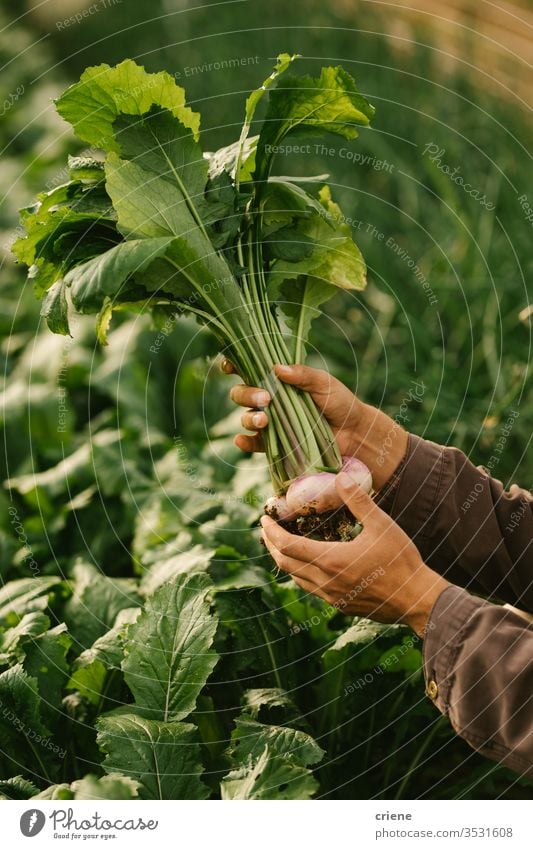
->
[[268, 505, 362, 542]]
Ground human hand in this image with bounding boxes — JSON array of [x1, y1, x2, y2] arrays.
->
[[223, 361, 408, 490], [260, 472, 450, 637]]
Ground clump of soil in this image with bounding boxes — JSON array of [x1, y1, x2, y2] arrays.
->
[[271, 505, 362, 542]]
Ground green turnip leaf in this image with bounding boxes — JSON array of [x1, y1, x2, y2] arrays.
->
[[55, 59, 200, 153], [255, 65, 375, 182], [122, 572, 218, 722], [97, 713, 209, 799], [221, 717, 324, 799]]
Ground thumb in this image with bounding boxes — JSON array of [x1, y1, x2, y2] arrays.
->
[[335, 472, 381, 524]]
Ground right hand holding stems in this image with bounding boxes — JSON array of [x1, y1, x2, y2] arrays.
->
[[223, 362, 409, 491]]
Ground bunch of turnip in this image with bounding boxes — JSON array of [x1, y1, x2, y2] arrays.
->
[[265, 457, 372, 538]]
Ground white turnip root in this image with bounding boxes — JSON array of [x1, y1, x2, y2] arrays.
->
[[264, 494, 298, 521], [284, 457, 372, 517]]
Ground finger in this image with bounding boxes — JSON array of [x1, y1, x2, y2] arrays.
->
[[260, 515, 340, 569], [220, 357, 238, 375], [274, 364, 358, 418], [234, 433, 264, 453], [241, 410, 268, 431], [335, 473, 383, 526], [261, 534, 326, 584], [292, 574, 333, 604], [230, 384, 271, 409]]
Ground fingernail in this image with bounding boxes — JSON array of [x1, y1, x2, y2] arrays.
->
[[252, 413, 264, 427], [275, 365, 292, 377], [254, 392, 270, 407]]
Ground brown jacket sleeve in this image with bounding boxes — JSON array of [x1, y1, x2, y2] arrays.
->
[[377, 434, 533, 773], [377, 433, 533, 610], [424, 585, 533, 776]]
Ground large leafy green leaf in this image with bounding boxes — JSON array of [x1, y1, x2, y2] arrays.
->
[[65, 237, 176, 312], [270, 186, 367, 361], [34, 774, 140, 800], [68, 608, 140, 705], [270, 186, 366, 289], [0, 612, 50, 665], [55, 59, 200, 152], [140, 543, 215, 597], [72, 773, 141, 800], [63, 561, 141, 651], [241, 688, 297, 720], [261, 177, 333, 237], [324, 618, 402, 654], [230, 717, 324, 766], [221, 717, 324, 800], [40, 279, 70, 335], [97, 713, 209, 799], [122, 573, 218, 721], [12, 170, 119, 301], [0, 776, 39, 800], [114, 107, 209, 211], [234, 53, 297, 188], [255, 65, 375, 181], [221, 747, 319, 799], [22, 624, 72, 728], [0, 578, 63, 626], [0, 665, 52, 777]]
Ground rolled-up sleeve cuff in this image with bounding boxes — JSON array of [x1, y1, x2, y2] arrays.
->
[[423, 584, 482, 713], [376, 433, 447, 545]]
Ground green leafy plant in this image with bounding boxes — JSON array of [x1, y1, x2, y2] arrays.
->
[[13, 56, 373, 496]]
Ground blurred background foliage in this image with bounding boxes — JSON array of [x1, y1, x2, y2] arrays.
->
[[0, 0, 532, 798]]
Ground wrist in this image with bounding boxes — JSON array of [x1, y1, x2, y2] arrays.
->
[[352, 404, 408, 489], [404, 572, 451, 638]]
